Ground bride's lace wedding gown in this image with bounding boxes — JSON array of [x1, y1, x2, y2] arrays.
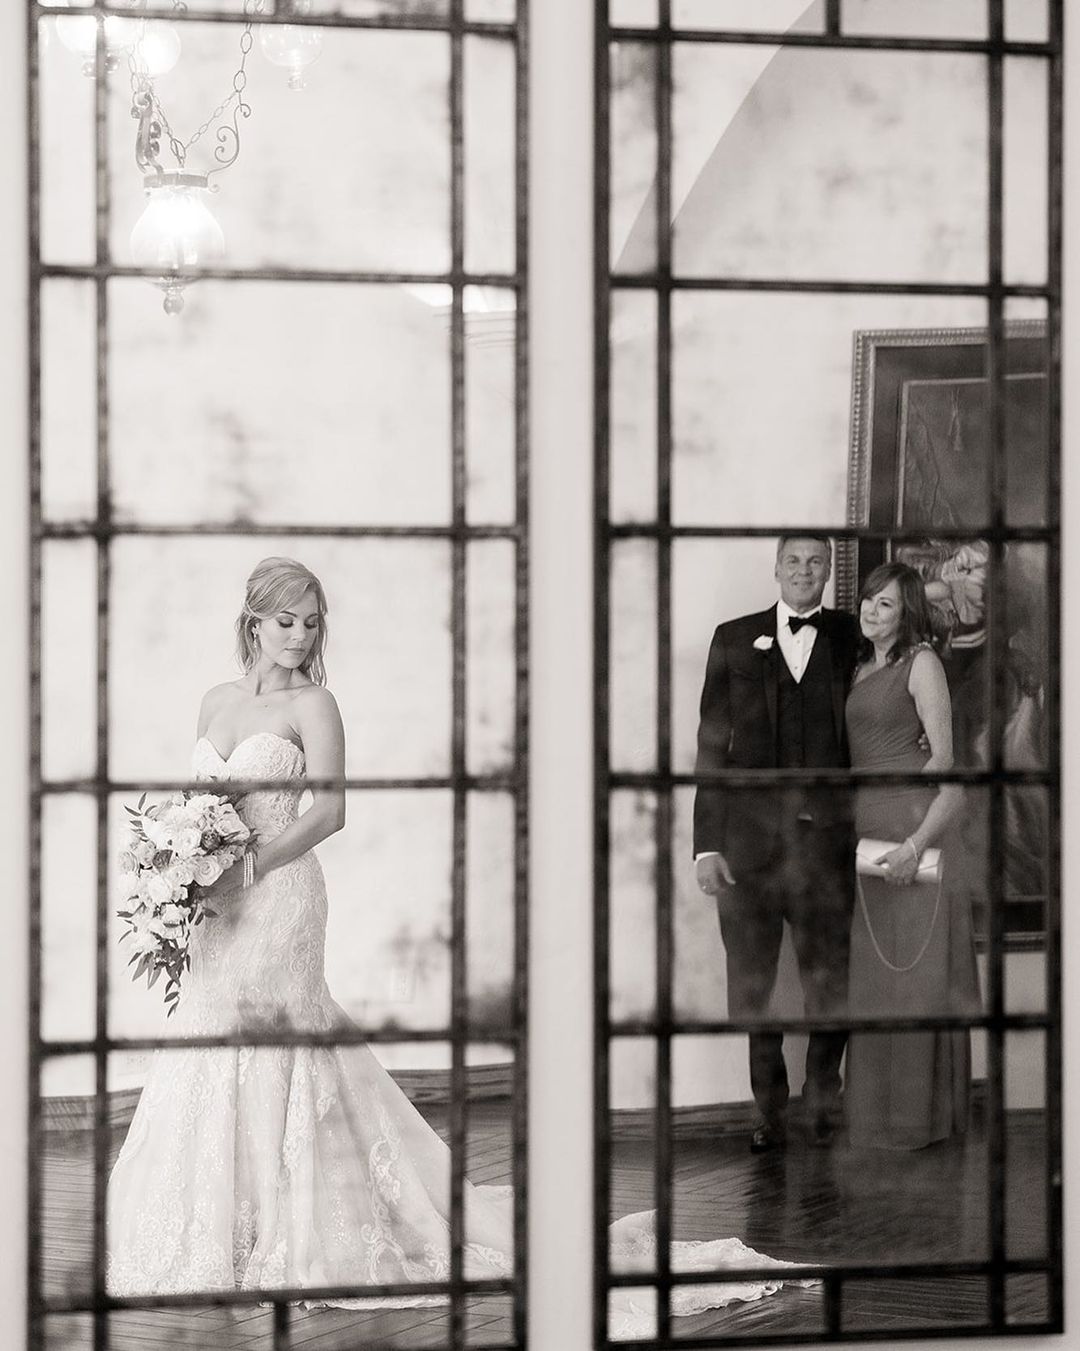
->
[[106, 732, 810, 1335]]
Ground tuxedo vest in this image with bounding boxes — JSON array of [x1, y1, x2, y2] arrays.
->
[[775, 630, 842, 768]]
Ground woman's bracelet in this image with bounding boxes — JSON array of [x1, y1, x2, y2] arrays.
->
[[242, 848, 258, 889], [904, 835, 921, 863]]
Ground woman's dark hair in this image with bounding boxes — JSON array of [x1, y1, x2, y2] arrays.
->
[[856, 561, 938, 666]]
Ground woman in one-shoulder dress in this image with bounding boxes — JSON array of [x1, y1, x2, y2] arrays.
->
[[844, 563, 981, 1150]]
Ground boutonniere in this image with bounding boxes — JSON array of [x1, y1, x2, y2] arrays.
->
[[752, 635, 775, 653]]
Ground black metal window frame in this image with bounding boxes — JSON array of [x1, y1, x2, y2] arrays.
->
[[594, 0, 1063, 1345], [27, 3, 530, 1350]]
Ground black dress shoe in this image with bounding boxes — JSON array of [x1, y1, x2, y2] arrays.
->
[[749, 1120, 786, 1153], [810, 1114, 836, 1149]]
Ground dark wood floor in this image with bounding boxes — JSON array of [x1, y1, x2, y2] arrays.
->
[[40, 1106, 1051, 1348]]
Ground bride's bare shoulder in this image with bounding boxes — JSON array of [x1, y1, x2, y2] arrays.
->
[[197, 681, 241, 732]]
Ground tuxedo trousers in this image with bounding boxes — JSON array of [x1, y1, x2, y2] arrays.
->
[[716, 820, 854, 1124]]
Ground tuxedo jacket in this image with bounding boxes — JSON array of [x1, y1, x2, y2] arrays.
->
[[692, 603, 860, 873]]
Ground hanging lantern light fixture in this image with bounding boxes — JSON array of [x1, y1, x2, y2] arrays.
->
[[126, 2, 261, 314], [52, 1, 180, 78]]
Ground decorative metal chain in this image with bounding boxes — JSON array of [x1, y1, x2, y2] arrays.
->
[[128, 0, 264, 178]]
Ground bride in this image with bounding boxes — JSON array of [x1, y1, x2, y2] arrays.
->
[[106, 556, 811, 1332]]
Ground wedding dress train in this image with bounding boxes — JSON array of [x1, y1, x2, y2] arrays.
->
[[106, 732, 809, 1335]]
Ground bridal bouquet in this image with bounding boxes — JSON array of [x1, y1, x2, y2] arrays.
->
[[117, 791, 251, 1015]]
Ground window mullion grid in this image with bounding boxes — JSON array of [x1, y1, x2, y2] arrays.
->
[[985, 0, 1008, 1332], [511, 3, 530, 1346], [825, 0, 841, 38], [593, 3, 613, 1346], [26, 3, 44, 1349], [449, 4, 468, 1347], [1044, 0, 1064, 1330], [652, 2, 674, 1344], [91, 16, 113, 1351]]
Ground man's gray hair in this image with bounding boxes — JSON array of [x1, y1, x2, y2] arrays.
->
[[775, 534, 833, 561]]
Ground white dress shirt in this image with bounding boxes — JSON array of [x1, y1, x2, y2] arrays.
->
[[775, 598, 822, 683]]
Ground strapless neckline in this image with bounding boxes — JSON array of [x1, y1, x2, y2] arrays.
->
[[197, 730, 304, 764]]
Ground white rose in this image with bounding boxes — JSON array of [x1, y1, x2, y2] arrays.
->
[[143, 819, 173, 849], [191, 854, 224, 886], [133, 839, 156, 868], [147, 917, 169, 939], [117, 849, 138, 874], [159, 903, 185, 928], [752, 634, 775, 652], [147, 872, 175, 906], [166, 858, 196, 888], [172, 827, 202, 859]]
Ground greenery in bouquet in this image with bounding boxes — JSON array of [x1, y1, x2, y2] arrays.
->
[[117, 790, 251, 1015]]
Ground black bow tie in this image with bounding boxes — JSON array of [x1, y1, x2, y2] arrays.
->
[[788, 612, 821, 633]]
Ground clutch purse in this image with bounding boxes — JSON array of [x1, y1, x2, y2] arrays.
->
[[856, 837, 942, 884]]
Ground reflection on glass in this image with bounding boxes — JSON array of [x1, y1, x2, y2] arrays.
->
[[108, 281, 452, 526], [611, 540, 657, 773], [39, 1056, 97, 1304], [43, 1315, 94, 1351], [38, 16, 94, 266], [466, 794, 515, 1034], [467, 541, 516, 775], [842, 0, 987, 39], [609, 1035, 656, 1269], [41, 795, 97, 1044], [465, 36, 516, 274], [1005, 58, 1049, 287], [611, 289, 657, 523], [671, 45, 988, 283], [674, 0, 818, 32], [610, 791, 657, 1023], [41, 281, 96, 523], [610, 42, 657, 273], [465, 286, 517, 524], [42, 540, 97, 783], [1003, 1030, 1048, 1262], [108, 537, 452, 782]]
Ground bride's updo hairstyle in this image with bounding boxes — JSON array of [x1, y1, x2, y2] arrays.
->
[[236, 556, 328, 686], [857, 560, 939, 666]]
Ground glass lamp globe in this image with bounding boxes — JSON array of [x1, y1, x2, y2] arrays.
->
[[258, 8, 323, 91], [54, 9, 139, 76], [130, 173, 226, 316], [131, 22, 182, 77]]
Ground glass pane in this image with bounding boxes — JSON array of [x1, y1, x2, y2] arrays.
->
[[1006, 0, 1049, 42], [672, 788, 725, 1025], [107, 279, 451, 526], [41, 795, 97, 1043], [107, 537, 451, 782], [466, 285, 517, 525], [609, 1036, 656, 1257], [465, 36, 515, 273], [672, 45, 989, 284], [1003, 1030, 1048, 1263], [107, 27, 452, 274], [39, 1055, 96, 1304], [467, 792, 516, 1035], [467, 539, 516, 775], [465, 1293, 515, 1345], [42, 539, 97, 783], [611, 791, 656, 1023], [610, 42, 657, 273], [671, 293, 987, 528], [41, 279, 96, 522], [43, 1315, 94, 1351], [38, 13, 94, 266], [843, 1276, 989, 1333], [1006, 1273, 1051, 1326], [842, 0, 987, 39], [673, 0, 822, 32], [611, 539, 657, 773], [612, 0, 659, 26], [610, 289, 657, 523], [1005, 58, 1049, 286]]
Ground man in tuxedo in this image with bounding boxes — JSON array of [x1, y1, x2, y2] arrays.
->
[[693, 535, 860, 1152]]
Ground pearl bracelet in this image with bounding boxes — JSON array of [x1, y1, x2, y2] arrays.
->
[[242, 849, 257, 889], [904, 836, 921, 863]]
